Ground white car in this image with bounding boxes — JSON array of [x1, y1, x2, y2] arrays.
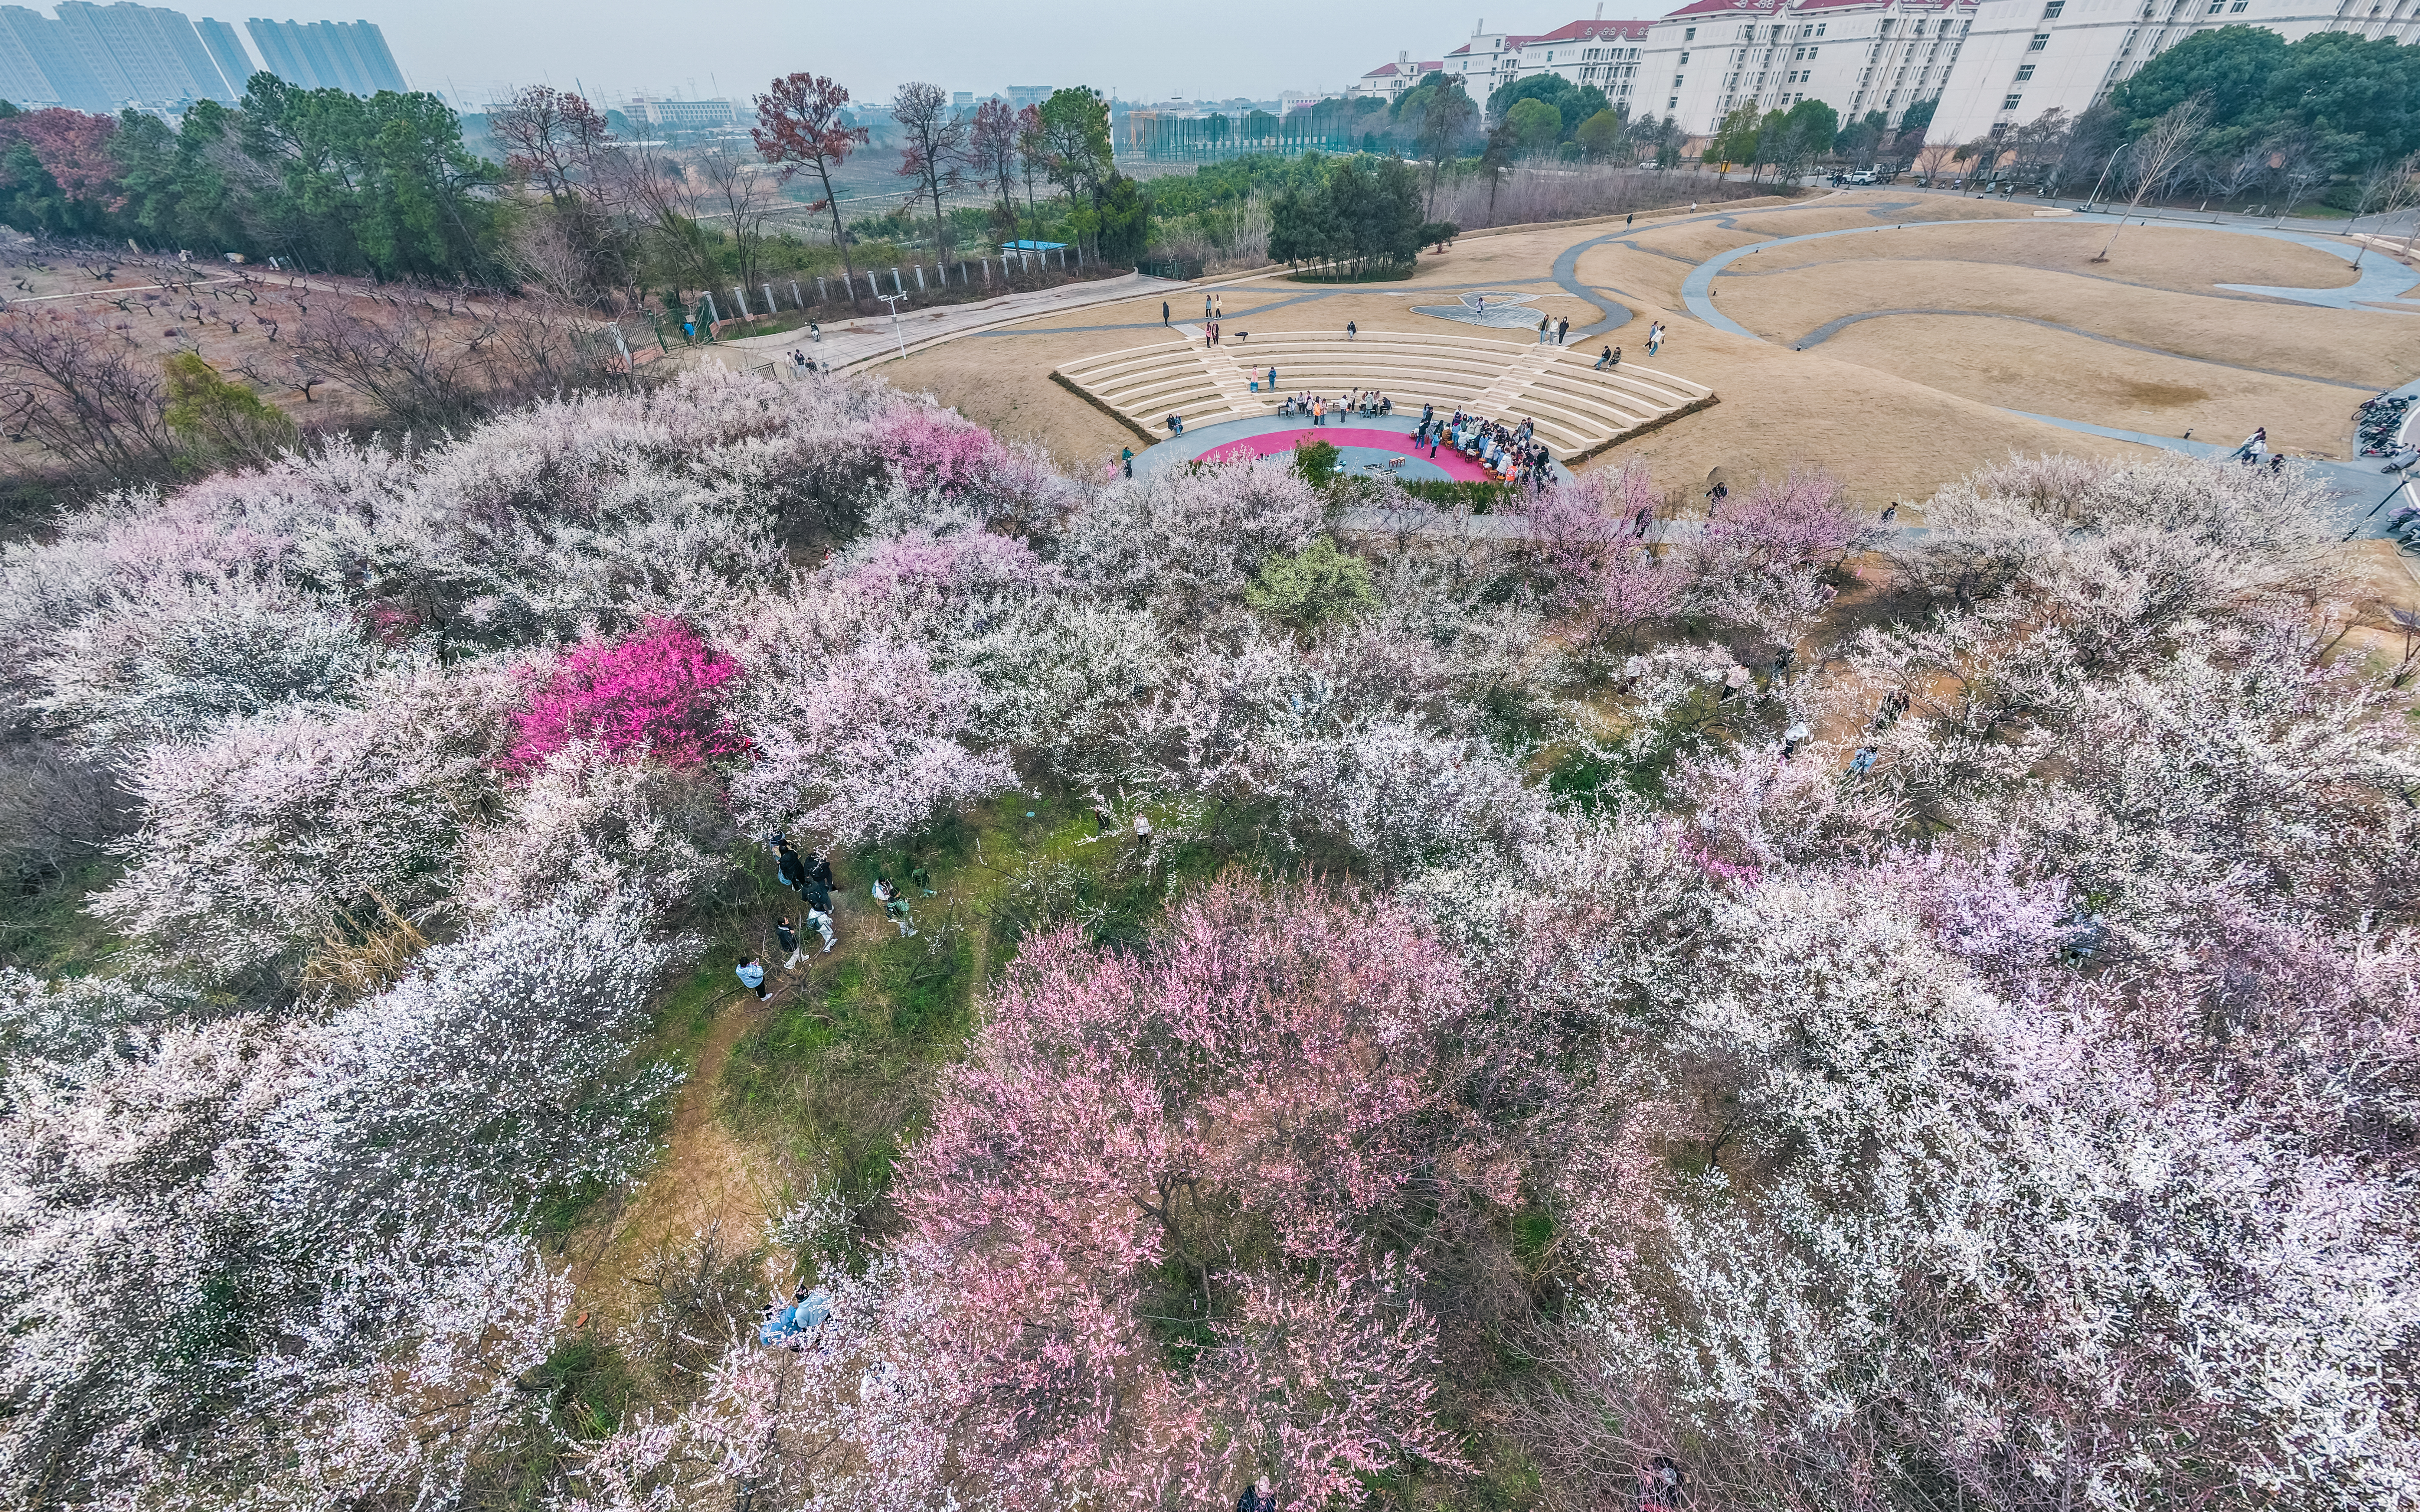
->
[[1846, 170, 1878, 185]]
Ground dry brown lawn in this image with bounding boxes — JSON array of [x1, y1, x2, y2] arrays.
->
[[872, 196, 2407, 500], [1807, 314, 2359, 458]]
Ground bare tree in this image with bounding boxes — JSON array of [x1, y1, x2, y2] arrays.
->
[[1411, 80, 1478, 216], [964, 98, 1023, 246], [0, 310, 182, 479], [695, 138, 778, 304], [293, 300, 490, 430], [2265, 132, 2330, 225], [2094, 96, 2209, 262], [1911, 138, 1958, 185], [893, 81, 967, 261], [2350, 151, 2420, 268], [611, 137, 719, 298]]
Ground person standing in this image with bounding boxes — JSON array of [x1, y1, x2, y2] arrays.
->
[[735, 955, 770, 1000], [1346, 320, 1357, 339], [1538, 314, 1551, 344], [1162, 300, 1169, 325], [775, 915, 803, 970], [1555, 316, 1569, 344], [1122, 446, 1134, 478], [1313, 397, 1324, 427], [777, 841, 810, 898], [1204, 293, 1212, 319], [1214, 294, 1222, 318]]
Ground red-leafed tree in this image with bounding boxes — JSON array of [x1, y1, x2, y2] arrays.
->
[[891, 81, 964, 262], [751, 72, 869, 297], [0, 108, 125, 211]]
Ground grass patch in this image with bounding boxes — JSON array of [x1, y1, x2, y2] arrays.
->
[[718, 788, 1224, 1224], [1399, 478, 1513, 512], [0, 857, 128, 980]]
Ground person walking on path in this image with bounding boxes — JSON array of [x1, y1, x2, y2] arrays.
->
[[1346, 321, 1357, 339], [735, 955, 770, 1000], [775, 915, 803, 970], [1538, 314, 1551, 344], [1162, 300, 1169, 325], [806, 903, 836, 952]]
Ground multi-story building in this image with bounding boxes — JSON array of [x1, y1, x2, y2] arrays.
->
[[1631, 0, 1978, 134], [193, 14, 251, 92], [243, 17, 404, 95], [1925, 0, 2409, 145], [0, 2, 266, 110], [1514, 15, 1655, 102], [1349, 51, 1444, 101], [1445, 22, 1545, 96], [626, 96, 737, 132]]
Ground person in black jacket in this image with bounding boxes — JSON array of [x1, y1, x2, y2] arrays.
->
[[1235, 1478, 1275, 1512], [776, 842, 809, 896]]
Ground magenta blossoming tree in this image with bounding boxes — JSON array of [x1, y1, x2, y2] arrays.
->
[[507, 618, 745, 774]]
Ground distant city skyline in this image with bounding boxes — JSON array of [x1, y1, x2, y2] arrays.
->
[[317, 0, 1671, 112], [0, 3, 403, 111]]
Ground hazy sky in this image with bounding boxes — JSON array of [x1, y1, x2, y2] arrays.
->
[[298, 0, 1668, 110]]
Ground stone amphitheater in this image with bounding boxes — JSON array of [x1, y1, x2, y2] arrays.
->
[[1052, 328, 1714, 464]]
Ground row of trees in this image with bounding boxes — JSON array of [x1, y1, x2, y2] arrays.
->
[[1264, 155, 1441, 276], [0, 81, 502, 283]]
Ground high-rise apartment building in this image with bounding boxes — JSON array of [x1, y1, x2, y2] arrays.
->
[[244, 17, 403, 94], [193, 13, 252, 92], [0, 4, 395, 111]]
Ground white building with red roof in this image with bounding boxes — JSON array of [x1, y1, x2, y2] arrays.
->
[[1512, 14, 1656, 104], [1444, 22, 1550, 97], [1349, 51, 1446, 101]]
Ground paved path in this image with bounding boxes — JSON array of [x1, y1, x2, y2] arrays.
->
[[1680, 215, 2420, 341], [711, 270, 1192, 374], [1671, 211, 2420, 538]]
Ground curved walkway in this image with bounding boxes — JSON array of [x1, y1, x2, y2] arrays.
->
[[1680, 215, 2420, 340], [1674, 213, 2420, 536]]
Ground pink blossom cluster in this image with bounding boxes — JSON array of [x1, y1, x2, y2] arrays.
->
[[507, 618, 745, 774]]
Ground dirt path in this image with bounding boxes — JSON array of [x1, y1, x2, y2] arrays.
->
[[566, 988, 777, 1317]]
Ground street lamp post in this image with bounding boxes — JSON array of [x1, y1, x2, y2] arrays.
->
[[875, 292, 909, 360]]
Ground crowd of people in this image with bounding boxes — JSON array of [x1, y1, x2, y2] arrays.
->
[[1411, 402, 1555, 487], [1282, 390, 1395, 422]]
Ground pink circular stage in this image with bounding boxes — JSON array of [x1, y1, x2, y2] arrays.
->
[[1194, 426, 1496, 482]]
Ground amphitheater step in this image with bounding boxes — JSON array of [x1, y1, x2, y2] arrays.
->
[[1054, 331, 1716, 461]]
